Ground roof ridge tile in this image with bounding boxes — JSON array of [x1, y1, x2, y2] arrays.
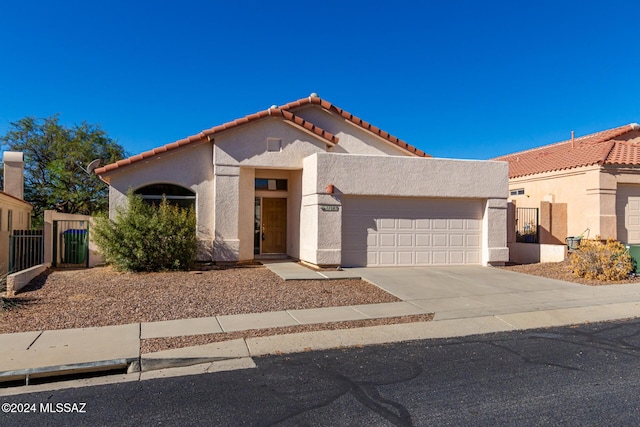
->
[[96, 95, 430, 176], [494, 123, 639, 178]]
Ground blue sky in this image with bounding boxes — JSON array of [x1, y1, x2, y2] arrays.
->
[[1, 1, 639, 160]]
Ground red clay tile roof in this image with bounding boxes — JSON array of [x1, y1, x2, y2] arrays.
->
[[493, 123, 640, 178], [95, 95, 430, 176]]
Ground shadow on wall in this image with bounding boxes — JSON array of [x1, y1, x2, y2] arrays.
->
[[195, 239, 214, 263], [341, 216, 377, 267], [213, 231, 238, 262]]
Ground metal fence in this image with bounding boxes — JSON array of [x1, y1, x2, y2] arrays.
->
[[9, 230, 44, 273], [516, 207, 539, 243]]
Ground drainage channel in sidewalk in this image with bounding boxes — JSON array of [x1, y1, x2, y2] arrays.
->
[[0, 359, 134, 389]]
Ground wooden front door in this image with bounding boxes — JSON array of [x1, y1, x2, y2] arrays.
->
[[262, 198, 287, 253]]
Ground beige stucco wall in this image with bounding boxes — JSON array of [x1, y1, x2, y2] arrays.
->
[[508, 166, 602, 238], [213, 118, 329, 169], [507, 165, 640, 241], [211, 113, 419, 262], [105, 141, 215, 259], [301, 153, 509, 266], [102, 105, 509, 266], [294, 106, 414, 156]]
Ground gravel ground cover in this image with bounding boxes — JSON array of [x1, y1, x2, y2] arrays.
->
[[501, 259, 640, 286], [8, 259, 630, 354], [0, 265, 403, 335], [1, 265, 437, 353]]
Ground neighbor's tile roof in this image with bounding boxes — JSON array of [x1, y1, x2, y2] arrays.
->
[[95, 95, 430, 175], [493, 123, 640, 178]]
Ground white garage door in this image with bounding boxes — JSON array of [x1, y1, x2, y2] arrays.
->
[[616, 185, 640, 244], [342, 197, 483, 267]]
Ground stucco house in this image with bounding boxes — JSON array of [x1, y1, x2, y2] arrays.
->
[[493, 123, 640, 244], [96, 94, 508, 267], [0, 152, 33, 276]]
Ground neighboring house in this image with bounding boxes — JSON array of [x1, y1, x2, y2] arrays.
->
[[493, 123, 640, 244], [0, 152, 33, 275], [96, 94, 508, 267]]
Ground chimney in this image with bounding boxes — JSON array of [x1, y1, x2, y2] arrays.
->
[[3, 151, 24, 200], [571, 131, 575, 149]]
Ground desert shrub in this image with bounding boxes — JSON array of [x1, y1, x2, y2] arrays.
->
[[569, 238, 633, 281], [92, 192, 197, 272]]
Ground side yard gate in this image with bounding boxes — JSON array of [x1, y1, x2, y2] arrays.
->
[[515, 207, 539, 244], [52, 220, 90, 268]]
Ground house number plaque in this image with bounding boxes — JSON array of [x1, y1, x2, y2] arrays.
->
[[321, 205, 340, 212]]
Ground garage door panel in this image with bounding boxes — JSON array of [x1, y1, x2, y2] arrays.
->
[[397, 251, 413, 265], [380, 218, 396, 229], [433, 252, 448, 264], [416, 252, 431, 264], [466, 251, 481, 264], [416, 234, 431, 247], [398, 219, 414, 229], [433, 234, 448, 247], [342, 196, 482, 267], [467, 220, 481, 230], [449, 234, 465, 247], [379, 233, 396, 246], [433, 219, 447, 229], [416, 219, 431, 229], [379, 252, 396, 265], [450, 251, 465, 264], [449, 219, 464, 229], [466, 235, 481, 246], [397, 234, 413, 247], [616, 185, 640, 244], [367, 251, 378, 265]]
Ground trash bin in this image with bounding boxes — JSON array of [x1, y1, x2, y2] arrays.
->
[[566, 236, 581, 250], [627, 245, 640, 273], [63, 229, 87, 264]]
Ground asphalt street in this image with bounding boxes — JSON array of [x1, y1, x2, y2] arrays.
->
[[3, 318, 640, 426]]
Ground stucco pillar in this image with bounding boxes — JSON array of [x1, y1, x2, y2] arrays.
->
[[299, 192, 342, 266], [586, 170, 616, 239], [213, 165, 241, 261], [483, 198, 509, 266]]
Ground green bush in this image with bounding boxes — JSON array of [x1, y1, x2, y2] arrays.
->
[[569, 238, 633, 281], [92, 192, 197, 272]]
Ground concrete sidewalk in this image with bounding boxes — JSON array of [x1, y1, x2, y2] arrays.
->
[[2, 263, 640, 395]]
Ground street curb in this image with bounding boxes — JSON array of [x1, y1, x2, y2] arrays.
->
[[0, 358, 135, 384], [2, 303, 639, 395]]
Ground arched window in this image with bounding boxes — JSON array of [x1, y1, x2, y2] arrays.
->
[[134, 183, 195, 209]]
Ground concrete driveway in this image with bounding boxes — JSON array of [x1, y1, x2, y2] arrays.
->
[[349, 266, 640, 320]]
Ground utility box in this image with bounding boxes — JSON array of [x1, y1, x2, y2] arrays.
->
[[63, 229, 88, 264], [627, 245, 640, 273]]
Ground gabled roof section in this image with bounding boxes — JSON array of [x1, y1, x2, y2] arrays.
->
[[279, 96, 430, 157], [95, 94, 430, 175], [493, 123, 640, 178]]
